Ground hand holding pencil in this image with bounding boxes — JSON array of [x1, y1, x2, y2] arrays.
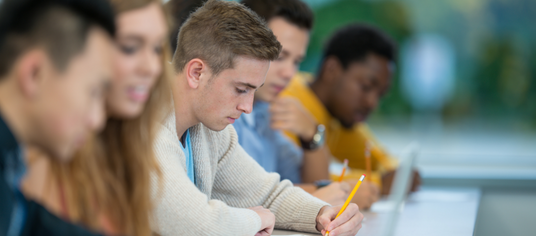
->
[[315, 175, 366, 236]]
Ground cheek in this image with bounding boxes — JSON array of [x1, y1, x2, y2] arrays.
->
[[113, 54, 137, 84], [335, 81, 359, 111], [265, 63, 281, 82]]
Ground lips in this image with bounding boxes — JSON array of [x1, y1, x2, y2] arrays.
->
[[272, 84, 285, 93], [127, 85, 150, 102], [354, 112, 369, 123]]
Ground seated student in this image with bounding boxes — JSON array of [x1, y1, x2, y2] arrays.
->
[[280, 23, 421, 194], [152, 1, 363, 236], [21, 0, 173, 235], [235, 0, 379, 209], [0, 0, 115, 235]]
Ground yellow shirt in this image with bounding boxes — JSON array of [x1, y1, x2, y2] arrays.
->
[[279, 72, 398, 187]]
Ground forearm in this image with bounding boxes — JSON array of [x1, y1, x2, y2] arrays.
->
[[301, 146, 330, 183], [294, 183, 317, 194]]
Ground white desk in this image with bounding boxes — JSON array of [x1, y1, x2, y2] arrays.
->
[[273, 187, 481, 236]]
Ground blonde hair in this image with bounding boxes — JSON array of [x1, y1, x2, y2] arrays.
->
[[173, 0, 282, 75], [48, 0, 172, 235]]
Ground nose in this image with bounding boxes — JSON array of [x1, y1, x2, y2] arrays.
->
[[237, 93, 254, 114]]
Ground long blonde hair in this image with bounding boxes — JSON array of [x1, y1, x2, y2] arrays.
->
[[49, 1, 172, 235]]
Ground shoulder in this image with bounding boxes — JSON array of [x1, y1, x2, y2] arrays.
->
[[281, 72, 313, 98], [154, 113, 182, 161], [190, 124, 239, 162]]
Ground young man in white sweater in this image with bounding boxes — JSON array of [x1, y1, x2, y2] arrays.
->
[[151, 0, 364, 236]]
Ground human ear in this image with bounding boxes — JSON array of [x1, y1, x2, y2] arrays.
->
[[185, 58, 207, 89], [16, 50, 48, 99], [320, 56, 344, 84]]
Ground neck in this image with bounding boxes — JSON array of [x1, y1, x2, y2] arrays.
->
[[171, 72, 199, 139], [0, 77, 31, 144], [309, 76, 330, 108]]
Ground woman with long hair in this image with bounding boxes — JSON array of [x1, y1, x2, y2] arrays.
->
[[22, 0, 172, 235]]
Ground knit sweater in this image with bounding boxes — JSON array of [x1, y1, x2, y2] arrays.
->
[[151, 112, 329, 236]]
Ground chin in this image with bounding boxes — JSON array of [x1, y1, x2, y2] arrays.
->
[[203, 122, 228, 132], [114, 105, 144, 119], [46, 146, 74, 163], [340, 120, 356, 129]]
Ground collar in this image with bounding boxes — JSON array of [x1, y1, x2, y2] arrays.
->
[[0, 113, 20, 157]]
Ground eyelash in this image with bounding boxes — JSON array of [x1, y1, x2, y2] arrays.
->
[[236, 88, 248, 94], [120, 45, 137, 55]]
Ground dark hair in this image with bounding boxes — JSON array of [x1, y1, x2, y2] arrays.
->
[[323, 23, 396, 69], [0, 0, 116, 77], [173, 0, 281, 76], [241, 0, 313, 31], [165, 0, 206, 53]]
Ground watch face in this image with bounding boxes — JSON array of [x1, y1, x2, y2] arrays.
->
[[314, 124, 326, 146]]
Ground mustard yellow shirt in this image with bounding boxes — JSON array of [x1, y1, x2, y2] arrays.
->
[[279, 73, 397, 187]]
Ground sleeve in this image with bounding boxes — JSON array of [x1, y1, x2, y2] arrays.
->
[[210, 126, 328, 233], [151, 125, 263, 236], [275, 131, 303, 184]]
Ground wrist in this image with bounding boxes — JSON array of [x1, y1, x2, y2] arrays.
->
[[300, 123, 317, 141], [300, 124, 326, 151], [316, 206, 328, 232]]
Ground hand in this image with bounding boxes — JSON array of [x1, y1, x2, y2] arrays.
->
[[248, 206, 275, 236], [381, 169, 421, 195], [312, 182, 351, 206], [315, 205, 364, 236], [269, 97, 317, 141], [345, 179, 380, 210]]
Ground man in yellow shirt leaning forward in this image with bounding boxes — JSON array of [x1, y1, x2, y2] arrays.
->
[[280, 23, 421, 195]]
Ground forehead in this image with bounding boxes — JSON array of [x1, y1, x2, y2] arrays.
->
[[213, 56, 269, 85], [62, 28, 113, 81], [268, 17, 309, 54], [116, 3, 167, 39], [347, 54, 392, 83]]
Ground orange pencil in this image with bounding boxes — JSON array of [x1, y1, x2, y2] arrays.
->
[[365, 142, 372, 180], [338, 159, 348, 182], [325, 174, 366, 236]]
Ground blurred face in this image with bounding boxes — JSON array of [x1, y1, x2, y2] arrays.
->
[[255, 17, 309, 102], [31, 28, 113, 161], [195, 56, 270, 131], [107, 3, 167, 118], [327, 54, 392, 128]]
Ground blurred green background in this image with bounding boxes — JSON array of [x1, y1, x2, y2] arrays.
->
[[299, 0, 536, 130]]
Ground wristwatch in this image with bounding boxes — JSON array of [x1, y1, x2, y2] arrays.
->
[[300, 124, 325, 151], [314, 179, 332, 189]]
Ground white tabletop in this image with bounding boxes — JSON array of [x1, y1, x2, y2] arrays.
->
[[273, 187, 481, 236]]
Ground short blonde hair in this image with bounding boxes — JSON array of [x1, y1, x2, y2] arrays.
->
[[173, 0, 282, 75]]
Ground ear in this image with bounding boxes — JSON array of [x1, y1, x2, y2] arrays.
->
[[15, 50, 49, 99], [184, 58, 208, 89], [320, 56, 344, 84]]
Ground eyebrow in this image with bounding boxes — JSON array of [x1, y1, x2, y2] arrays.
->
[[236, 82, 264, 89], [118, 35, 144, 44]]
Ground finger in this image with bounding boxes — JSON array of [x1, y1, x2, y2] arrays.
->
[[327, 204, 359, 231], [266, 224, 274, 235], [318, 212, 333, 231], [269, 106, 291, 116], [329, 208, 363, 236], [259, 231, 270, 236], [270, 113, 293, 122], [340, 182, 351, 193], [248, 206, 263, 210], [270, 121, 292, 131]]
